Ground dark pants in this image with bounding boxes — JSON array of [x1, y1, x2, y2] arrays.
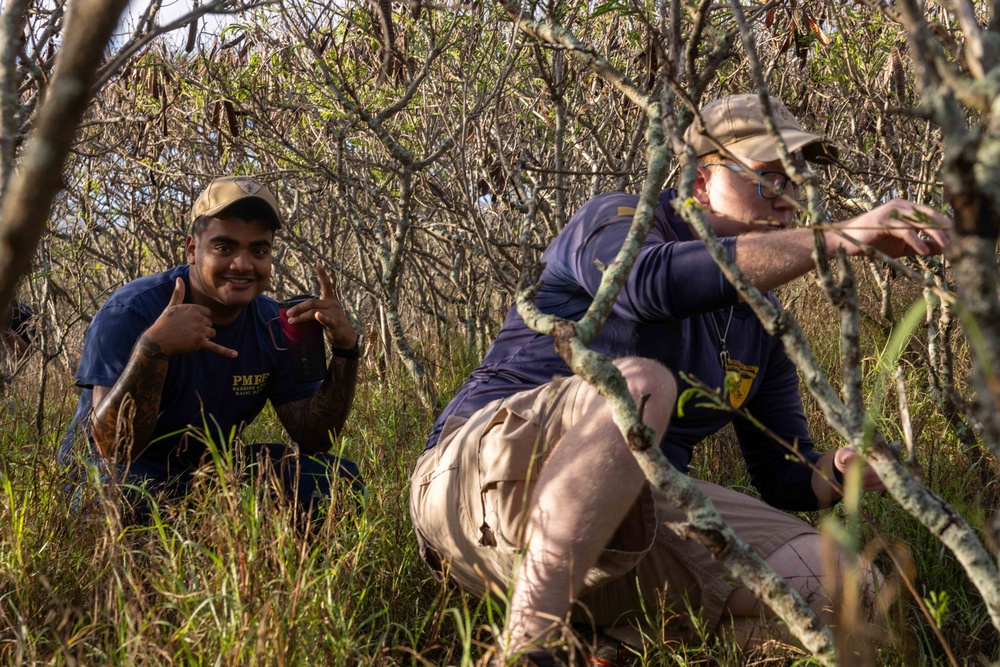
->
[[108, 444, 364, 524]]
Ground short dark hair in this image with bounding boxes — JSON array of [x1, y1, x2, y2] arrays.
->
[[190, 200, 280, 237]]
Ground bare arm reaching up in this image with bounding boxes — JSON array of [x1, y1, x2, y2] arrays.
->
[[273, 264, 360, 454]]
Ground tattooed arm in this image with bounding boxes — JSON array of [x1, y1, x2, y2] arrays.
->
[[273, 264, 360, 454], [275, 352, 360, 454], [89, 278, 237, 463], [90, 336, 170, 462]]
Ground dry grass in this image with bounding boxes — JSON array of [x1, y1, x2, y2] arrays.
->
[[0, 293, 996, 665]]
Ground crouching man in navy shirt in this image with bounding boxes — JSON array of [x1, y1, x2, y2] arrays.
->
[[61, 176, 364, 521], [410, 95, 952, 665]]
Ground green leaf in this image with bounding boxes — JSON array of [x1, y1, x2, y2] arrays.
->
[[589, 0, 634, 19], [722, 370, 739, 397], [868, 296, 928, 423], [676, 387, 700, 418]]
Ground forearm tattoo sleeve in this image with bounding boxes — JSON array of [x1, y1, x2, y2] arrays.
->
[[90, 334, 169, 462], [275, 355, 359, 453]]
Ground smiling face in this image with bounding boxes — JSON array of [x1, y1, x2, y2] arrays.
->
[[694, 155, 800, 236], [185, 214, 274, 324]]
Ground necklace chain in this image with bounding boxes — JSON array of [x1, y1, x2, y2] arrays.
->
[[709, 307, 734, 369]]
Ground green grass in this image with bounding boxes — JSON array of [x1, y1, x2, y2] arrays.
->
[[0, 329, 997, 666]]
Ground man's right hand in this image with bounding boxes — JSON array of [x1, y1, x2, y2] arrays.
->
[[142, 278, 238, 358], [829, 199, 952, 259]]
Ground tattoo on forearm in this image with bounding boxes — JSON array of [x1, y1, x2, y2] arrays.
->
[[138, 335, 168, 360], [91, 335, 169, 461], [276, 356, 359, 453]]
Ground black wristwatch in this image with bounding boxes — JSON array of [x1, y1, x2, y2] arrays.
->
[[331, 334, 362, 359]]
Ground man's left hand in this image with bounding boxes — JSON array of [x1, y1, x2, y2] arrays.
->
[[834, 445, 886, 492], [285, 263, 358, 350]]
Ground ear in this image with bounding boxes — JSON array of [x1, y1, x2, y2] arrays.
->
[[184, 234, 197, 264], [693, 165, 712, 207]]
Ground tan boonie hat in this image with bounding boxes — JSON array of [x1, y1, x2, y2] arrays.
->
[[190, 176, 282, 228], [686, 94, 838, 164]]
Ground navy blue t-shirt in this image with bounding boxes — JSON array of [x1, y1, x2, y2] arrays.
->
[[61, 265, 319, 468], [427, 189, 822, 511]]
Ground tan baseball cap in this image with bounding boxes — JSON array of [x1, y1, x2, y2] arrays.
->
[[190, 176, 282, 228], [685, 94, 838, 164]]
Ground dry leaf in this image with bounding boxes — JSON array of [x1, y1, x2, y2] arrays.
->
[[807, 15, 830, 46], [884, 46, 906, 100]]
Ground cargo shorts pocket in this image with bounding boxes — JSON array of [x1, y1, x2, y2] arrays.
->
[[413, 415, 468, 487], [476, 393, 566, 551], [476, 377, 573, 490]]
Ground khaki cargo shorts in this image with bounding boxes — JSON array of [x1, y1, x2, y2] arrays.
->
[[409, 376, 817, 637]]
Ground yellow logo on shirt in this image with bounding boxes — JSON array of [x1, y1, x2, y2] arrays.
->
[[723, 360, 758, 409], [232, 373, 270, 397]]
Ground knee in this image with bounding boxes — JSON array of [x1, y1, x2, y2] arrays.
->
[[615, 357, 677, 431], [302, 452, 366, 497], [765, 534, 882, 623]]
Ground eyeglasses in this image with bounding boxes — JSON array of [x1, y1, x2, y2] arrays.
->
[[700, 162, 795, 200]]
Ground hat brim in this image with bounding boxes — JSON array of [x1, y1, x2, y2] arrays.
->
[[724, 131, 839, 165]]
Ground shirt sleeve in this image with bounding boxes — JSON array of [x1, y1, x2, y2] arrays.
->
[[734, 340, 822, 511], [556, 197, 741, 322], [266, 368, 320, 407], [75, 303, 153, 389]]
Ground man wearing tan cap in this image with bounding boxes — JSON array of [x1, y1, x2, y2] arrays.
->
[[60, 176, 364, 521], [410, 95, 951, 665]]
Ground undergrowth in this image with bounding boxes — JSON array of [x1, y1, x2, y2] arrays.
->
[[0, 317, 997, 665]]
